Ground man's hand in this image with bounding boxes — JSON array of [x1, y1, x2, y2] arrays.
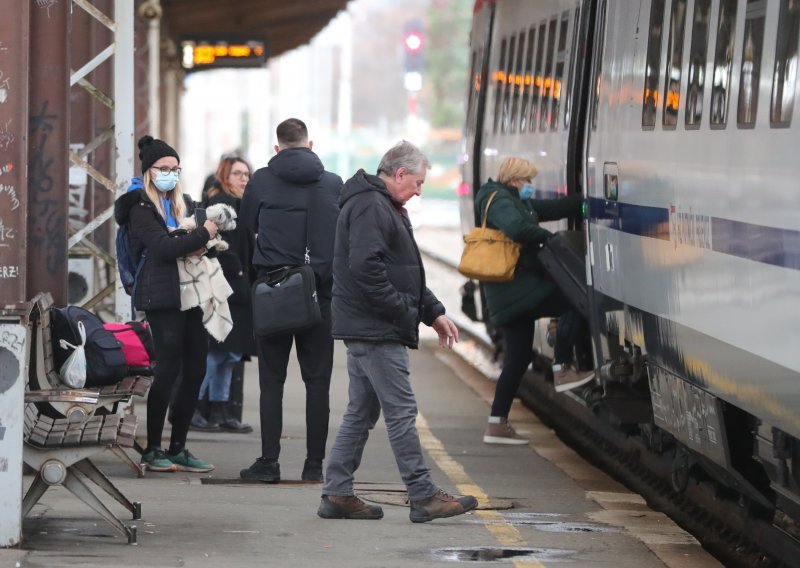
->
[[432, 315, 459, 349]]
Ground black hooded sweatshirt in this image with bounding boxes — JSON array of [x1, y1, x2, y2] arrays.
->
[[240, 147, 342, 298], [330, 169, 445, 349]]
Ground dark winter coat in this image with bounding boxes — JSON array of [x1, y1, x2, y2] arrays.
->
[[114, 180, 210, 312], [240, 147, 342, 298], [207, 189, 257, 357], [331, 170, 445, 349], [474, 180, 582, 326]]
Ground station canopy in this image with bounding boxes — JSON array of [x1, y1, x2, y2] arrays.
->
[[160, 0, 350, 59]]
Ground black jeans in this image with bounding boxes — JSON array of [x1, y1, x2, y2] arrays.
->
[[145, 307, 209, 453], [256, 299, 333, 461], [489, 289, 583, 418]]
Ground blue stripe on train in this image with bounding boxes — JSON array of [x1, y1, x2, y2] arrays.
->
[[586, 196, 800, 270]]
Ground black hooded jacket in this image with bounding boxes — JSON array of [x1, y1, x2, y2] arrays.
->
[[114, 184, 210, 312], [331, 169, 445, 349], [240, 147, 342, 298]]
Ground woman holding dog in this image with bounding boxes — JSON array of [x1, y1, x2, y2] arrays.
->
[[113, 135, 219, 473], [191, 156, 256, 434]]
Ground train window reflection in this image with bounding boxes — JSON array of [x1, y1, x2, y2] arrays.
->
[[510, 31, 526, 133], [540, 17, 558, 132], [530, 22, 547, 132], [710, 0, 738, 128], [466, 50, 478, 140], [663, 0, 687, 128], [564, 7, 581, 129], [520, 27, 536, 132], [771, 0, 800, 127], [737, 0, 766, 128], [685, 0, 711, 128], [550, 11, 570, 131], [502, 35, 516, 133], [493, 38, 507, 134], [642, 0, 666, 128]]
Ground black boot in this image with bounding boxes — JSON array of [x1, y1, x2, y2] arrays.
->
[[190, 408, 220, 432], [212, 401, 253, 434]]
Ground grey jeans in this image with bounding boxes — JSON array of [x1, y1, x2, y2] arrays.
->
[[323, 341, 438, 502]]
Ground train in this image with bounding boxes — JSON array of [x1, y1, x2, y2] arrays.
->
[[458, 0, 800, 524]]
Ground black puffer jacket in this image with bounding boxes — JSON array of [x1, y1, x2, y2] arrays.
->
[[240, 147, 341, 298], [114, 184, 210, 312], [331, 170, 445, 349]]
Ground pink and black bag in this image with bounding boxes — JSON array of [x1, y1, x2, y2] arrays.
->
[[103, 322, 155, 375]]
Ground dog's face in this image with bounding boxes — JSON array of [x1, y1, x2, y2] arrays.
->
[[206, 203, 237, 231]]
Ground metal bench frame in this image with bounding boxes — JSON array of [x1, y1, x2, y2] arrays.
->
[[21, 294, 151, 545]]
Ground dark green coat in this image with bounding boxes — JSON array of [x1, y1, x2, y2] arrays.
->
[[474, 180, 582, 326]]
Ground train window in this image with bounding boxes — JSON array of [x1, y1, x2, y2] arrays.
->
[[501, 35, 516, 133], [737, 0, 766, 127], [540, 17, 558, 131], [564, 6, 581, 129], [510, 31, 526, 133], [466, 50, 477, 139], [685, 0, 712, 128], [591, 0, 608, 131], [520, 27, 536, 131], [771, 0, 800, 127], [550, 11, 570, 130], [642, 0, 666, 129], [663, 0, 688, 128], [530, 22, 547, 132], [710, 0, 738, 128], [493, 38, 507, 134]]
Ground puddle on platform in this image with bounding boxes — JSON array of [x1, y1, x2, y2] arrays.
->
[[431, 546, 576, 563]]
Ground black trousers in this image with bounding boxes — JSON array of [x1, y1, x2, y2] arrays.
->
[[145, 307, 208, 452], [256, 299, 333, 461], [490, 289, 583, 418]]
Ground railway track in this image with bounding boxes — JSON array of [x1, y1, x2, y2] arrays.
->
[[417, 243, 800, 568]]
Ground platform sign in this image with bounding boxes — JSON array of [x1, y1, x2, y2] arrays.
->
[[181, 39, 267, 71]]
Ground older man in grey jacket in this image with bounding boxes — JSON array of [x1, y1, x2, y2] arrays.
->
[[317, 140, 478, 523]]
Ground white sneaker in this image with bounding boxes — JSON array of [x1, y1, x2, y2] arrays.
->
[[553, 364, 595, 393]]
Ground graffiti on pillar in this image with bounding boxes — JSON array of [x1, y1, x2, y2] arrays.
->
[[0, 184, 19, 210], [0, 217, 17, 249], [0, 162, 12, 177], [29, 101, 65, 273], [35, 0, 59, 18], [0, 339, 21, 395], [0, 119, 13, 150], [0, 70, 9, 104]]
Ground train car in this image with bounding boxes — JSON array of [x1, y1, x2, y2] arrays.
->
[[459, 0, 800, 524]]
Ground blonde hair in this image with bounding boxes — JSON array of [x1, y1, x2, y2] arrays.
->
[[142, 170, 187, 221], [496, 157, 538, 185]]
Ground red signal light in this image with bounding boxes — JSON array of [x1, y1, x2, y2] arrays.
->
[[404, 32, 423, 51]]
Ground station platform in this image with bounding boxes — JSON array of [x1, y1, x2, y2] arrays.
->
[[3, 322, 720, 567]]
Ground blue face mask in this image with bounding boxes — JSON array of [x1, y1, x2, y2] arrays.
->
[[153, 172, 178, 193], [519, 183, 535, 200]]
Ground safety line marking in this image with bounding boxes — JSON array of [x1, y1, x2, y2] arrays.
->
[[416, 413, 545, 568]]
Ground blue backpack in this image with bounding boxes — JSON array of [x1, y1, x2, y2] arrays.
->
[[116, 179, 147, 316]]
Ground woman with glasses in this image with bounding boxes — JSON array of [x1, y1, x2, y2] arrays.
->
[[190, 156, 257, 434], [113, 135, 219, 473]]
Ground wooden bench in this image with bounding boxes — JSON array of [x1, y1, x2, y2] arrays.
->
[[21, 293, 152, 544]]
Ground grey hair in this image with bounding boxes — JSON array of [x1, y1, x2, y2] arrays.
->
[[377, 140, 430, 176]]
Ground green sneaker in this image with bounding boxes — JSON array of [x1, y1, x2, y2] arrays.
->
[[141, 448, 177, 472], [167, 449, 215, 473]]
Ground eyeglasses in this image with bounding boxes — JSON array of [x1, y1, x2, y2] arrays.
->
[[230, 171, 250, 179], [151, 166, 182, 175]]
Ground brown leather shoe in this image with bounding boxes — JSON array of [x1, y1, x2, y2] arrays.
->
[[317, 495, 384, 520], [409, 489, 478, 523]]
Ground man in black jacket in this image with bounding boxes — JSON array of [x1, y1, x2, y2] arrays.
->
[[316, 141, 478, 523], [239, 118, 342, 483]]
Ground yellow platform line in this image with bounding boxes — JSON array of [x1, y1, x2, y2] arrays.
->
[[417, 413, 545, 568]]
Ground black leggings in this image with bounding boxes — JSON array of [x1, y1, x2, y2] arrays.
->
[[489, 290, 580, 418], [145, 307, 208, 453]]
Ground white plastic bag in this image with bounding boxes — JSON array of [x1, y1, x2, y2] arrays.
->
[[58, 320, 87, 388]]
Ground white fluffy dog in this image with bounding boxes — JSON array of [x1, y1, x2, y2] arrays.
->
[[179, 203, 237, 251]]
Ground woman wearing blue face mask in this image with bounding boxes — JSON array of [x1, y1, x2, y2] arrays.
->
[[113, 135, 220, 473], [472, 156, 590, 445]]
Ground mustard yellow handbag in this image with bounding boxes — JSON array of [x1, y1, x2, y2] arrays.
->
[[457, 191, 520, 282]]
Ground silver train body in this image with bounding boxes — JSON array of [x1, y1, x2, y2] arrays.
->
[[459, 0, 800, 519]]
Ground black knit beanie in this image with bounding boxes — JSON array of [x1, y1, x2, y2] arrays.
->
[[138, 135, 180, 174]]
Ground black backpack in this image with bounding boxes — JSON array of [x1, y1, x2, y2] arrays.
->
[[51, 306, 133, 387]]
